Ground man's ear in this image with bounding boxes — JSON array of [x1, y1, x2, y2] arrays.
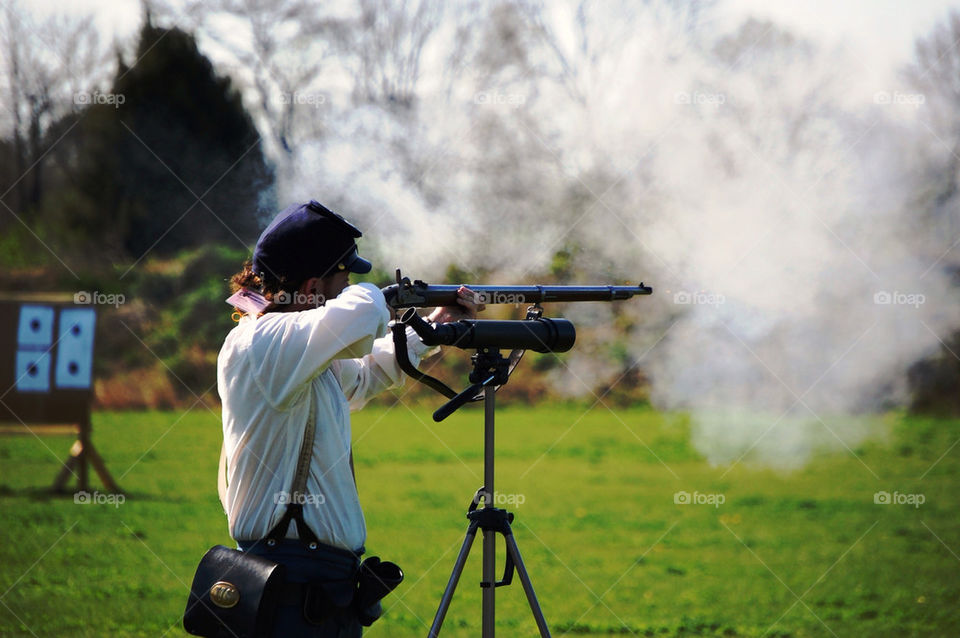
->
[[299, 277, 322, 295]]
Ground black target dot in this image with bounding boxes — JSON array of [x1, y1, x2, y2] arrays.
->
[[27, 363, 38, 376], [71, 324, 81, 336], [68, 361, 79, 375], [30, 318, 40, 332]]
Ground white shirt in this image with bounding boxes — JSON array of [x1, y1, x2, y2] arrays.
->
[[217, 282, 431, 551]]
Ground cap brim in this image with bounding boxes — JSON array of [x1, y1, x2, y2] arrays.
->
[[342, 252, 372, 274]]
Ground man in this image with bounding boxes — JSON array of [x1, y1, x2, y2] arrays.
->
[[218, 200, 481, 636]]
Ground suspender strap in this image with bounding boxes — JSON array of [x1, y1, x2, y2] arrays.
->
[[217, 442, 228, 513], [291, 401, 317, 497], [265, 401, 321, 546]]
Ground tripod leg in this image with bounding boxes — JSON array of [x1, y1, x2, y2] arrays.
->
[[482, 527, 496, 637], [504, 533, 552, 638], [429, 524, 479, 638]]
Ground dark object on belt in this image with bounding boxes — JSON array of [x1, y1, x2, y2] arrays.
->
[[354, 556, 405, 626], [299, 555, 404, 627]]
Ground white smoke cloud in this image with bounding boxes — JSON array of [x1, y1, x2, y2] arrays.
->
[[265, 1, 957, 468]]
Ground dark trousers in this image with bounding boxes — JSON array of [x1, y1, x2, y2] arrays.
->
[[238, 539, 363, 638]]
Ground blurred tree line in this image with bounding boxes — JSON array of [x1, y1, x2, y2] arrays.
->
[[0, 9, 273, 406], [0, 11, 271, 263]]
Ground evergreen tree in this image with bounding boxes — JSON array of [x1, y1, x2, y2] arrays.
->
[[46, 17, 274, 262]]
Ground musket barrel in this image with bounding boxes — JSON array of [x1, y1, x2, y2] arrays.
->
[[382, 281, 653, 309]]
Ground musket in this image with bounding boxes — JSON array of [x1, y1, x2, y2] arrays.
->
[[381, 270, 653, 309], [385, 269, 653, 406]]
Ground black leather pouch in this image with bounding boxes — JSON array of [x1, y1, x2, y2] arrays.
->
[[183, 545, 287, 638]]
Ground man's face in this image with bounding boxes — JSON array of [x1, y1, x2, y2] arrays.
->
[[325, 270, 350, 299], [293, 271, 351, 310]]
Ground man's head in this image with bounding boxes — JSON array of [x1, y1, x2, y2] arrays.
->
[[231, 201, 372, 314], [253, 200, 372, 287]]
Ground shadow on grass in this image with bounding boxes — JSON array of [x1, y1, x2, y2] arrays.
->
[[0, 484, 193, 504]]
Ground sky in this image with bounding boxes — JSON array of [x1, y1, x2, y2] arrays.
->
[[726, 0, 957, 83], [12, 0, 960, 118], [18, 0, 960, 78]]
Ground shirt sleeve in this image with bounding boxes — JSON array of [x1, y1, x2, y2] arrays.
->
[[332, 323, 436, 411], [245, 283, 390, 409]]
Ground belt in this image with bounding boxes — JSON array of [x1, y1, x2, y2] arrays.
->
[[236, 537, 363, 560]]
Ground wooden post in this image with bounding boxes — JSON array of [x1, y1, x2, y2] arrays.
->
[[50, 417, 121, 494], [52, 438, 82, 493], [85, 415, 121, 493]]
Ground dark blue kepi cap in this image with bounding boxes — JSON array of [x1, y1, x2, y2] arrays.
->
[[252, 200, 372, 284]]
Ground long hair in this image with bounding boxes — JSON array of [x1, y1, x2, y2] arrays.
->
[[228, 260, 301, 318]]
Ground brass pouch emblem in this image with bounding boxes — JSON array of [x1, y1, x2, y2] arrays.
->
[[209, 581, 240, 608]]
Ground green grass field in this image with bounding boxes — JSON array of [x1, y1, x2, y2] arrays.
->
[[0, 404, 958, 636]]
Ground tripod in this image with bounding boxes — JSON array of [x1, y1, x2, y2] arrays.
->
[[428, 348, 551, 638]]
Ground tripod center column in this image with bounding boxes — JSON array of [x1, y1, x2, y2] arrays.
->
[[482, 383, 497, 635]]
